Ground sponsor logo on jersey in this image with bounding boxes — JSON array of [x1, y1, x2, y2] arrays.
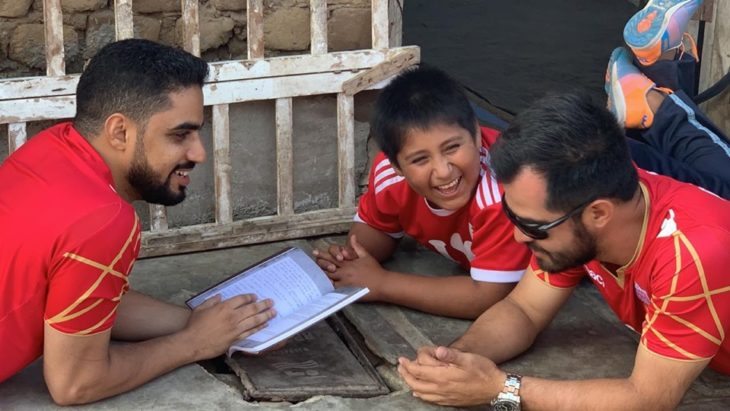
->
[[634, 283, 650, 305], [584, 265, 605, 287], [657, 209, 677, 238], [428, 227, 475, 263]]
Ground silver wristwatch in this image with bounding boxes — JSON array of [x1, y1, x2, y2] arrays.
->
[[491, 373, 522, 411]]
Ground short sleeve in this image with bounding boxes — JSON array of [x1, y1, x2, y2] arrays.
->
[[469, 203, 531, 283], [45, 203, 141, 335], [640, 228, 730, 362], [355, 153, 405, 237], [530, 255, 586, 288]]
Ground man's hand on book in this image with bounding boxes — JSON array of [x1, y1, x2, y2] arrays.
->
[[182, 294, 276, 360]]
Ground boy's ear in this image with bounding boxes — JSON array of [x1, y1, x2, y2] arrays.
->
[[473, 120, 482, 147], [390, 160, 403, 176]]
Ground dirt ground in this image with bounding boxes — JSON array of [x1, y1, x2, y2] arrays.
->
[[404, 0, 638, 114]]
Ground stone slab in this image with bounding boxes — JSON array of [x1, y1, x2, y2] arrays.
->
[[337, 239, 472, 364], [227, 318, 388, 401]]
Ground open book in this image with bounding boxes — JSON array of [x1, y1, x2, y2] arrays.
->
[[186, 247, 369, 355]]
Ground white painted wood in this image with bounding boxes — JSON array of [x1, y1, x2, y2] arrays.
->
[[388, 0, 403, 47], [181, 0, 201, 56], [247, 0, 264, 59], [202, 47, 420, 82], [150, 204, 169, 232], [0, 96, 76, 123], [372, 0, 389, 50], [0, 47, 420, 100], [342, 47, 417, 96], [203, 71, 388, 106], [212, 104, 233, 224], [8, 123, 27, 153], [337, 93, 355, 208], [0, 75, 77, 101], [275, 98, 294, 216], [114, 0, 134, 40], [310, 0, 328, 55], [140, 207, 356, 257], [43, 0, 65, 76], [0, 72, 396, 123]]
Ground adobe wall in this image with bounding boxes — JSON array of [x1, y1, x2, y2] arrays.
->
[[1, 0, 372, 76]]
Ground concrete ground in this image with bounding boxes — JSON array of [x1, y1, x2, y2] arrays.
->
[[2, 237, 730, 410]]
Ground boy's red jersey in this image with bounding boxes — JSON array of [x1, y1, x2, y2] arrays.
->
[[357, 126, 531, 282]]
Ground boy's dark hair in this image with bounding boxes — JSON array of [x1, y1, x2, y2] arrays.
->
[[491, 92, 638, 212], [371, 65, 477, 166], [74, 39, 209, 137]]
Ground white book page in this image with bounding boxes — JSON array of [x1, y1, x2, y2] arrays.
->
[[244, 292, 349, 342], [215, 257, 320, 317], [187, 248, 368, 354], [228, 286, 369, 354], [188, 248, 334, 318]]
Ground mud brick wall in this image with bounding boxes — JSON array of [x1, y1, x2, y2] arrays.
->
[[0, 0, 373, 77]]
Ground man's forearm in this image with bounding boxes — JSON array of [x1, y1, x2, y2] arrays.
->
[[112, 290, 191, 341], [451, 296, 539, 362], [519, 376, 676, 411], [378, 272, 513, 319], [49, 330, 198, 405]]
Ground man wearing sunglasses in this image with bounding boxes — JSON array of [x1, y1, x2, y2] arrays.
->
[[398, 90, 730, 410]]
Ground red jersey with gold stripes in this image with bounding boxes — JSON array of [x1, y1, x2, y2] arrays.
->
[[533, 168, 730, 374], [356, 126, 530, 282], [0, 122, 141, 382]]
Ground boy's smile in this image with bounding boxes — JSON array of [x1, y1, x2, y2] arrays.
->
[[394, 123, 481, 211]]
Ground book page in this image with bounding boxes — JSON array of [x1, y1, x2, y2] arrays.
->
[[187, 248, 368, 354], [244, 292, 350, 342], [215, 256, 324, 317]]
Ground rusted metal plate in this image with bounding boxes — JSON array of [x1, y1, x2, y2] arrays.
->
[[226, 316, 389, 401]]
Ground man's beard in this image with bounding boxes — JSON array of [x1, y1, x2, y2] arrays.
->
[[530, 220, 597, 273], [127, 141, 189, 206]]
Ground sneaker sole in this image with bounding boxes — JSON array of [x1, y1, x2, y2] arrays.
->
[[606, 49, 628, 126], [624, 0, 695, 52]]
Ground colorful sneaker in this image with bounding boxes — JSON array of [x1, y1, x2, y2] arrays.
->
[[605, 47, 659, 129], [624, 0, 703, 66]]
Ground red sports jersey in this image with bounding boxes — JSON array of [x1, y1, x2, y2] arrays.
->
[[356, 126, 530, 282], [533, 168, 730, 374], [0, 122, 141, 382]]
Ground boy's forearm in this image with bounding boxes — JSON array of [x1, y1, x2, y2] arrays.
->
[[377, 272, 514, 319], [348, 222, 398, 262]]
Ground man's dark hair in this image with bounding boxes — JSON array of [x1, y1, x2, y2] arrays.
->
[[371, 65, 477, 166], [491, 92, 638, 212], [74, 39, 209, 136]]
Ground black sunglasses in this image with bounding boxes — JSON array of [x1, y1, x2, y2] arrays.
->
[[502, 194, 592, 240]]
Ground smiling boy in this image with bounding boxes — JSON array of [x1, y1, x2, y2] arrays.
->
[[314, 66, 531, 319]]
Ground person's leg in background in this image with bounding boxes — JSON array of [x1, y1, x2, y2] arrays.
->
[[606, 0, 730, 199]]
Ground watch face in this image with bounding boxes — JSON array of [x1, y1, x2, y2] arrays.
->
[[493, 400, 520, 411]]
